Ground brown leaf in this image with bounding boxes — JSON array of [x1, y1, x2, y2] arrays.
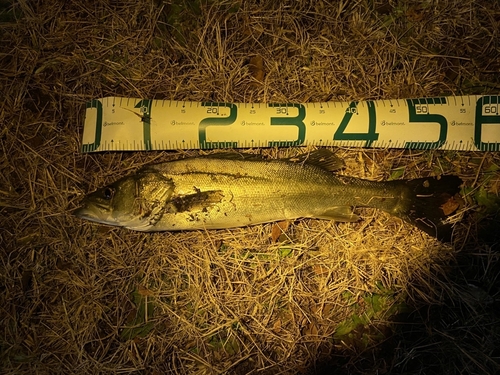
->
[[271, 221, 289, 242], [303, 322, 319, 336], [441, 194, 462, 216], [272, 318, 282, 333], [406, 5, 426, 22], [312, 264, 330, 276], [248, 55, 265, 83], [322, 303, 335, 317], [138, 284, 154, 296]]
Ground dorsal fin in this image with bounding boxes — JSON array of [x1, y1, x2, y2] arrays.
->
[[200, 151, 262, 161], [284, 149, 344, 172], [163, 149, 344, 171]]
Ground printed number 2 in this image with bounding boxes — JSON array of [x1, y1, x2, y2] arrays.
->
[[199, 103, 238, 149], [405, 98, 447, 149]]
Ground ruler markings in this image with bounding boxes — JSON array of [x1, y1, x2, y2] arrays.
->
[[81, 95, 500, 152]]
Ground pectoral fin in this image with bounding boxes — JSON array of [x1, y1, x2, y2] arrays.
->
[[167, 190, 225, 213], [316, 206, 359, 222]]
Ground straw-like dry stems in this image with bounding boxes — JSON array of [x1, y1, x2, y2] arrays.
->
[[1, 0, 499, 374]]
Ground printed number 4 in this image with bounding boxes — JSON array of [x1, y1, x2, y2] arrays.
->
[[333, 101, 379, 147]]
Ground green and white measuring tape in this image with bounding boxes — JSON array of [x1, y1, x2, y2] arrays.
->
[[81, 95, 500, 152]]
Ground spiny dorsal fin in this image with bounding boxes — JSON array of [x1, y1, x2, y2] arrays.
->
[[159, 149, 344, 171], [285, 149, 344, 172], [201, 151, 262, 161]]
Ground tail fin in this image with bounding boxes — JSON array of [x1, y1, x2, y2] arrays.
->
[[397, 175, 463, 242]]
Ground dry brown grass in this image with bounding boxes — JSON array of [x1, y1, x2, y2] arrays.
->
[[1, 0, 500, 374]]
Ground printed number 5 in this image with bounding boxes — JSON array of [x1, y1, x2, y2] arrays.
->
[[405, 98, 447, 149]]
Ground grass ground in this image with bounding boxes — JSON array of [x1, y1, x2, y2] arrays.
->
[[1, 0, 500, 374]]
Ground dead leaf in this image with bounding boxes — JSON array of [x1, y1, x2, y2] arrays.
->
[[271, 221, 289, 242], [441, 194, 462, 216], [272, 318, 281, 333], [323, 303, 334, 317], [248, 55, 265, 84], [312, 264, 330, 276], [138, 284, 154, 296], [303, 322, 319, 336], [406, 5, 427, 22]]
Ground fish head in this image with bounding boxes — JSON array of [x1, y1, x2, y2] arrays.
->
[[74, 170, 174, 230]]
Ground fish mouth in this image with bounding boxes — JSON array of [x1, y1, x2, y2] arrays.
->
[[73, 205, 148, 230], [73, 205, 114, 226], [73, 206, 93, 219]]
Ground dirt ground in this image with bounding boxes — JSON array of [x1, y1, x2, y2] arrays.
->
[[1, 0, 500, 374]]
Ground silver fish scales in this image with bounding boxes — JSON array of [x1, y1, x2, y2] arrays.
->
[[75, 151, 462, 241]]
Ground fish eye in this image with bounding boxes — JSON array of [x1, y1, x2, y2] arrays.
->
[[103, 187, 114, 200]]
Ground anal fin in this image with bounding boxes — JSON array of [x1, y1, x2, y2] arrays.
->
[[315, 206, 359, 222]]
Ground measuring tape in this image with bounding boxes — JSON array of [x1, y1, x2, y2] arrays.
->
[[81, 95, 500, 152]]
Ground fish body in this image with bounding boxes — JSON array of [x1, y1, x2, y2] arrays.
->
[[74, 151, 462, 240]]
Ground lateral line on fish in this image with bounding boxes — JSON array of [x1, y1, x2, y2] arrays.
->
[[74, 151, 463, 241]]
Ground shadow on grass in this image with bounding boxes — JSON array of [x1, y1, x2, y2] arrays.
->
[[306, 213, 500, 375]]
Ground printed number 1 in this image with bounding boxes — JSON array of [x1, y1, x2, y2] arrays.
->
[[135, 100, 153, 150]]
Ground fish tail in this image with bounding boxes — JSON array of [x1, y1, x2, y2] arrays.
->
[[396, 175, 463, 241]]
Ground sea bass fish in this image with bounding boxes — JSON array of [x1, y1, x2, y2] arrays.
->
[[74, 151, 462, 241]]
